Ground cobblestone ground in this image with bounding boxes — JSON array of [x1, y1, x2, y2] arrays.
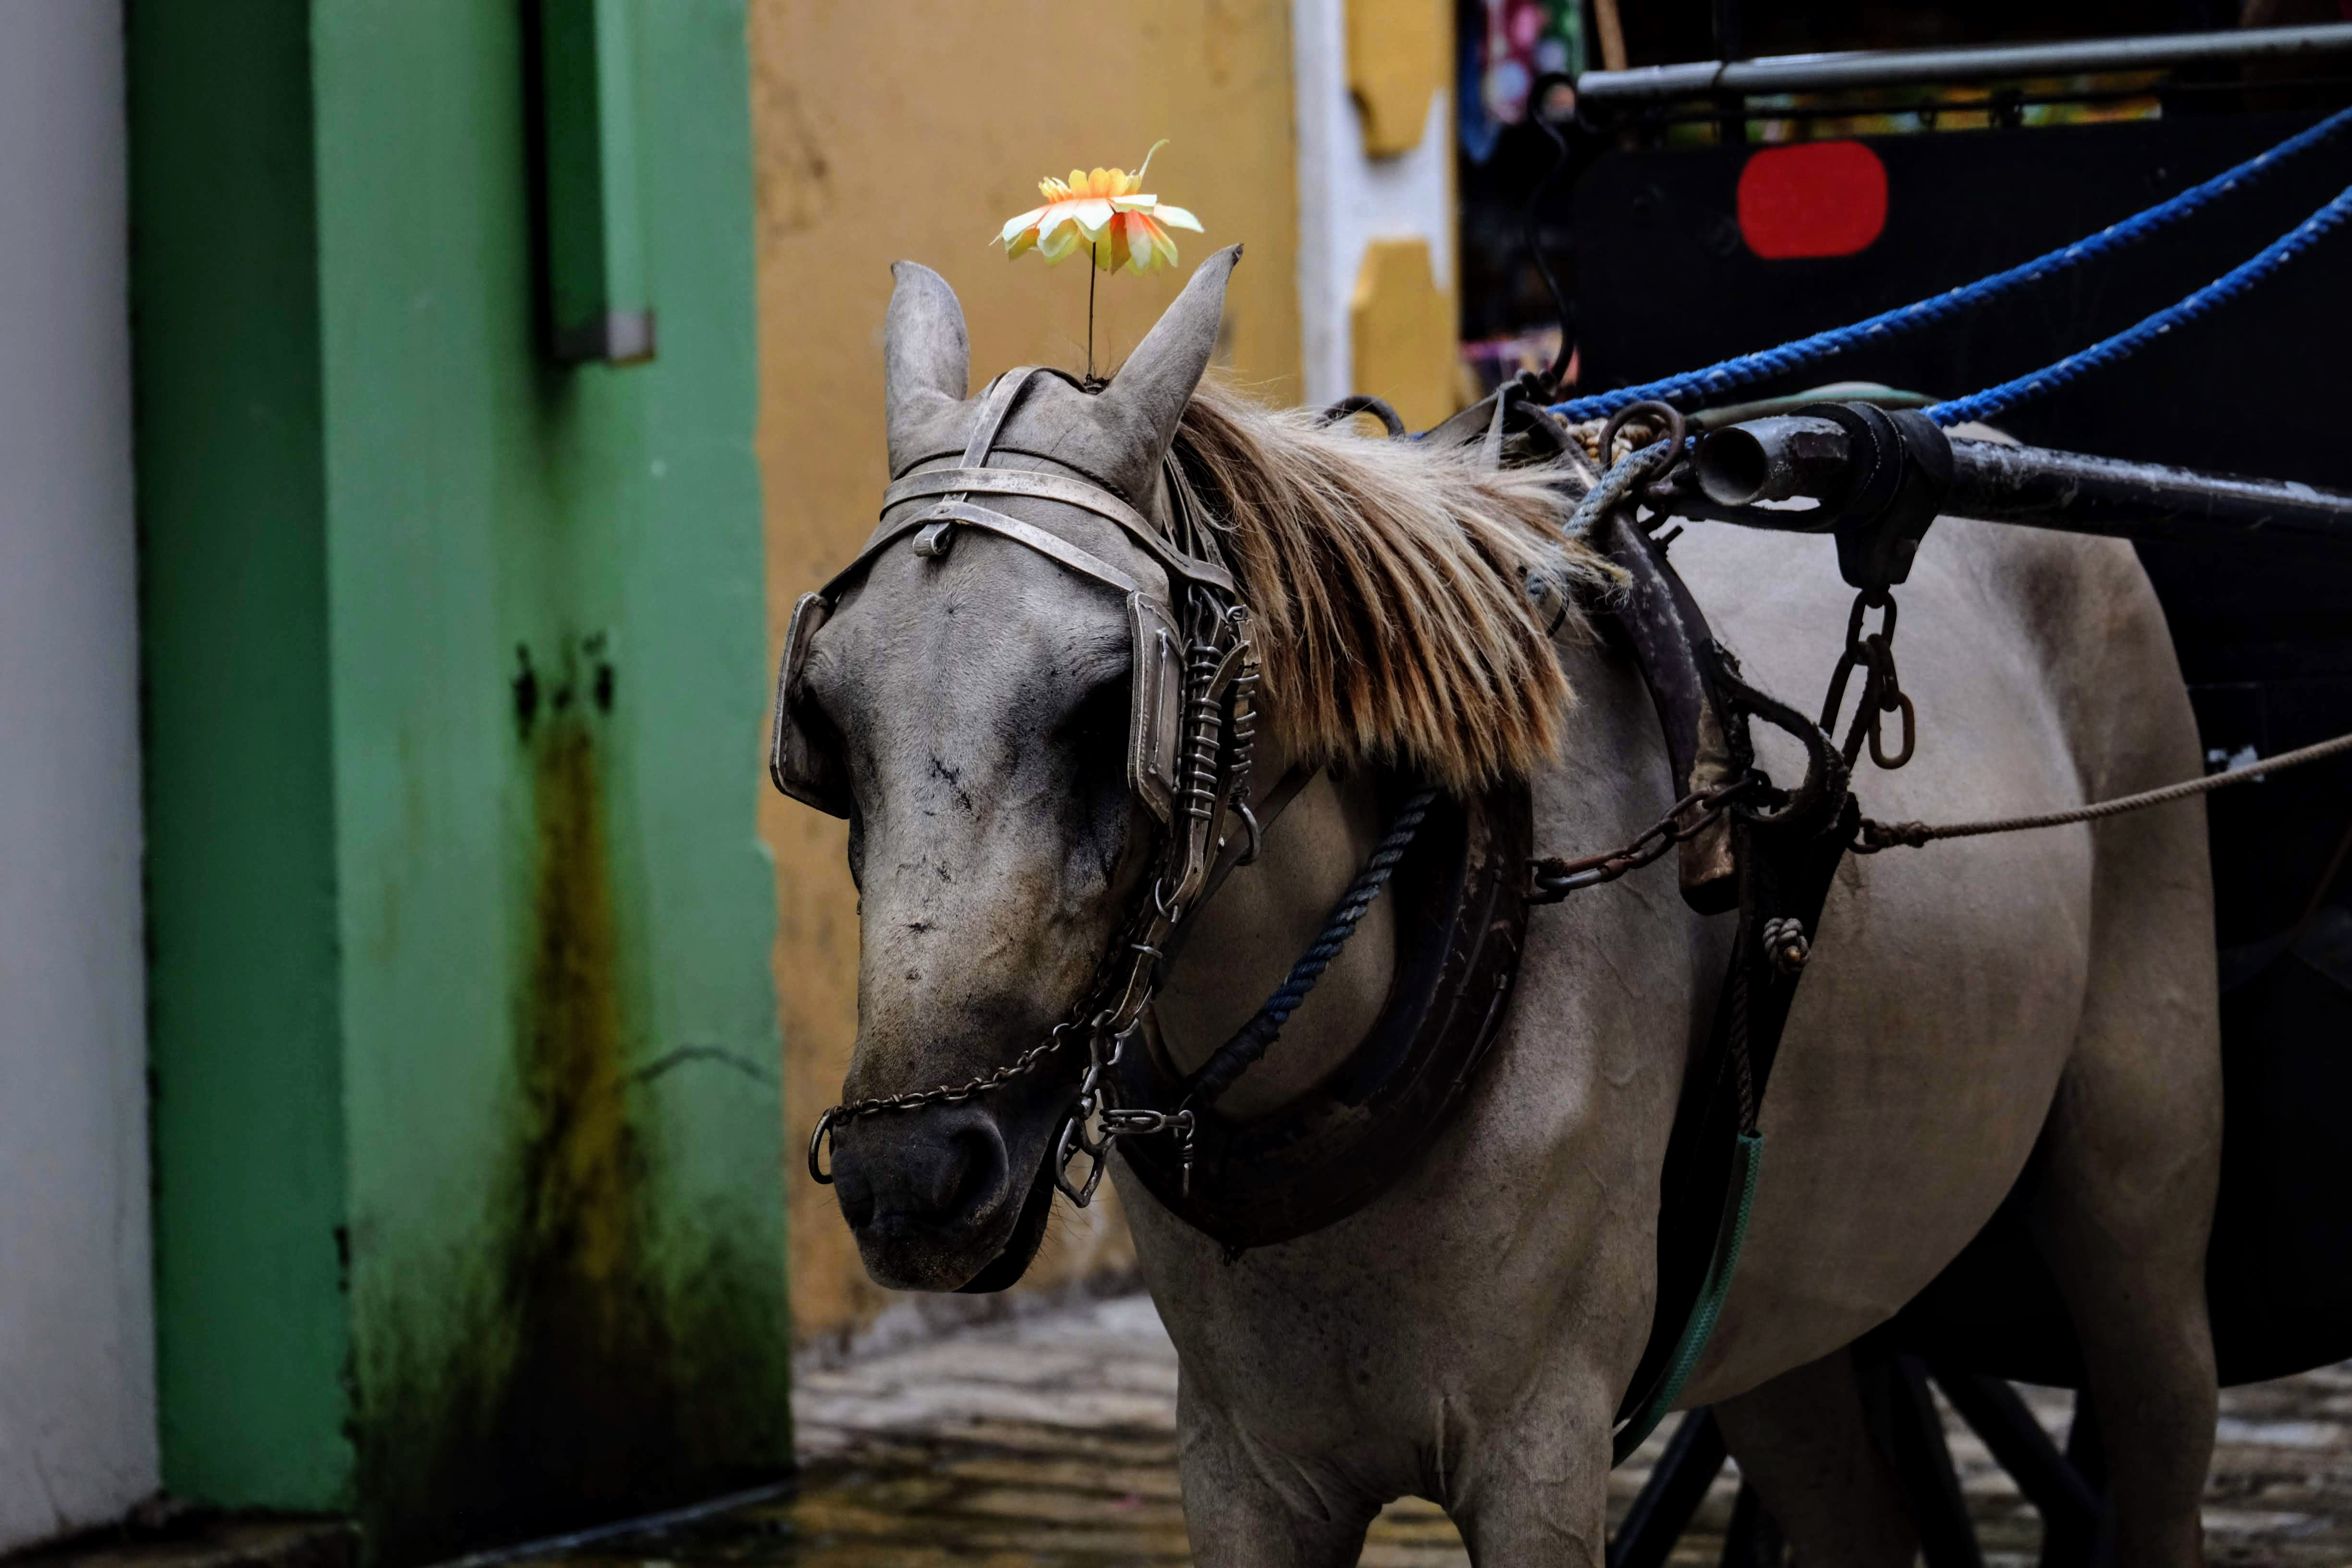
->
[[568, 1293, 2352, 1567]]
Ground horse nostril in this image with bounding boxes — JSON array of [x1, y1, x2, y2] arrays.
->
[[833, 1103, 1013, 1242], [934, 1125, 1005, 1220], [834, 1157, 877, 1229]]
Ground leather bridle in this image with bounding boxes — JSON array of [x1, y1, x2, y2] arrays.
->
[[769, 367, 1265, 1197]]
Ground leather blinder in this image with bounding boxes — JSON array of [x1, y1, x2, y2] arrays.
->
[[770, 591, 850, 818], [1127, 593, 1184, 823]]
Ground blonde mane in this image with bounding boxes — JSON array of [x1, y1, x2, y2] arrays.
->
[[1173, 379, 1619, 795]]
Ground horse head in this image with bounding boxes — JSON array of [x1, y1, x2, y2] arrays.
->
[[779, 248, 1242, 1292]]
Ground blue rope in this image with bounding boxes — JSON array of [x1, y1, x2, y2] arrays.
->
[[1549, 104, 2352, 423], [1186, 788, 1439, 1107], [1926, 180, 2352, 426]]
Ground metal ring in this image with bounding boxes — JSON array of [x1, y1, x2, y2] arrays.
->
[[1872, 690, 1918, 771], [1819, 644, 1866, 737], [1845, 589, 1898, 650], [1317, 394, 1407, 438], [807, 1107, 839, 1186], [1233, 801, 1263, 866], [1599, 399, 1687, 470]]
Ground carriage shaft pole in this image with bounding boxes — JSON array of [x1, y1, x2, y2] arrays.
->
[[1943, 438, 2352, 548], [1690, 409, 2352, 551]]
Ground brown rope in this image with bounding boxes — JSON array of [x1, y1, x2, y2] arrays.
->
[[1857, 729, 2352, 851]]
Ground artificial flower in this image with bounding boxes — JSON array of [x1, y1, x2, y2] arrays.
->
[[996, 141, 1203, 273]]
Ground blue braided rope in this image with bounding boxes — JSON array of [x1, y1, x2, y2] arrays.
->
[[1548, 103, 2352, 423], [1187, 787, 1441, 1107], [1926, 179, 2352, 426]]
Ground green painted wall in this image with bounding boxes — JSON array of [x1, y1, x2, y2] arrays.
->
[[134, 0, 353, 1509], [134, 3, 788, 1560]]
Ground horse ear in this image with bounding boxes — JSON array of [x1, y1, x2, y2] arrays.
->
[[883, 261, 971, 467], [1098, 245, 1242, 465]]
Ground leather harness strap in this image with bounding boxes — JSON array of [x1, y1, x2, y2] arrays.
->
[[885, 466, 1240, 594], [1111, 780, 1531, 1251], [1544, 407, 1858, 1462], [897, 502, 1146, 596], [912, 369, 1054, 556], [823, 368, 1241, 607]]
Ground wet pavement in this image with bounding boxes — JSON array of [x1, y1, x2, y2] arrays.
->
[[548, 1291, 2352, 1567]]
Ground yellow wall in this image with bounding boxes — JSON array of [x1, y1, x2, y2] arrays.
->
[[1351, 237, 1458, 432], [749, 0, 1302, 1344]]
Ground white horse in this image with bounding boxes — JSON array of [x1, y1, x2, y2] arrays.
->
[[784, 248, 2219, 1564]]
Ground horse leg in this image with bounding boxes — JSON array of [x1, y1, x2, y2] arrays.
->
[[2027, 805, 2221, 1567], [1441, 1380, 1616, 1566], [1712, 1346, 1919, 1567], [1174, 1381, 1379, 1568]]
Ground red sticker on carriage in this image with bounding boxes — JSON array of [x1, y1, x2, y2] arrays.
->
[[1736, 140, 1889, 259]]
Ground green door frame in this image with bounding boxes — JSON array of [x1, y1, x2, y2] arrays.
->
[[132, 4, 788, 1559]]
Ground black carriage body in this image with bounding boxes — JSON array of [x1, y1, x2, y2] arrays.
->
[[1563, 109, 2352, 1384]]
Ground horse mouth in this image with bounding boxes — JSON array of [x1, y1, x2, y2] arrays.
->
[[954, 1135, 1061, 1294]]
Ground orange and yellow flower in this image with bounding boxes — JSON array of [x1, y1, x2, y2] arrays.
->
[[996, 142, 1202, 273]]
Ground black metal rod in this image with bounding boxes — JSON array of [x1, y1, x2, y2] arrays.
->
[[1576, 21, 2352, 105], [1618, 74, 2352, 132], [1605, 1409, 1727, 1568], [1929, 1368, 2100, 1543], [1690, 409, 2352, 549], [1855, 1346, 1986, 1568], [1693, 415, 1853, 509], [1945, 439, 2352, 548]]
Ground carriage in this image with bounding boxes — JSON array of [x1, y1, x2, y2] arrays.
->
[[1514, 20, 2352, 1564]]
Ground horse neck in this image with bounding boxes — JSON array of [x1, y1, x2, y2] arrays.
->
[[1149, 750, 1396, 1123]]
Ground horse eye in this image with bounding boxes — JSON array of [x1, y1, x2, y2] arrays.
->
[[1065, 681, 1127, 749]]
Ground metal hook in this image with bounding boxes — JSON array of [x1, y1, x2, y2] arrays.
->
[[1600, 399, 1688, 470], [1232, 801, 1263, 866], [1054, 1110, 1108, 1206]]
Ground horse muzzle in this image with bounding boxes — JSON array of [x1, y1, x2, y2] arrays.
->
[[831, 1099, 1059, 1292]]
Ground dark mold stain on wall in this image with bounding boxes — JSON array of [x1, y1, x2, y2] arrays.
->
[[356, 678, 787, 1565]]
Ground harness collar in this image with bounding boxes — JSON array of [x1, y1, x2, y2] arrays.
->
[[1112, 777, 1531, 1252]]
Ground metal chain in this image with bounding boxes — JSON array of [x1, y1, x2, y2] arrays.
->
[[807, 1025, 1085, 1184], [1819, 590, 1915, 773], [1528, 778, 1757, 902], [1053, 1023, 1198, 1204]]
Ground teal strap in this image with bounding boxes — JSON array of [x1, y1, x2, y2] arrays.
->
[[1612, 1131, 1764, 1464]]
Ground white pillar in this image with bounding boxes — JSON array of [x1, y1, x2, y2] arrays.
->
[[1291, 0, 1457, 420], [0, 0, 157, 1550]]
